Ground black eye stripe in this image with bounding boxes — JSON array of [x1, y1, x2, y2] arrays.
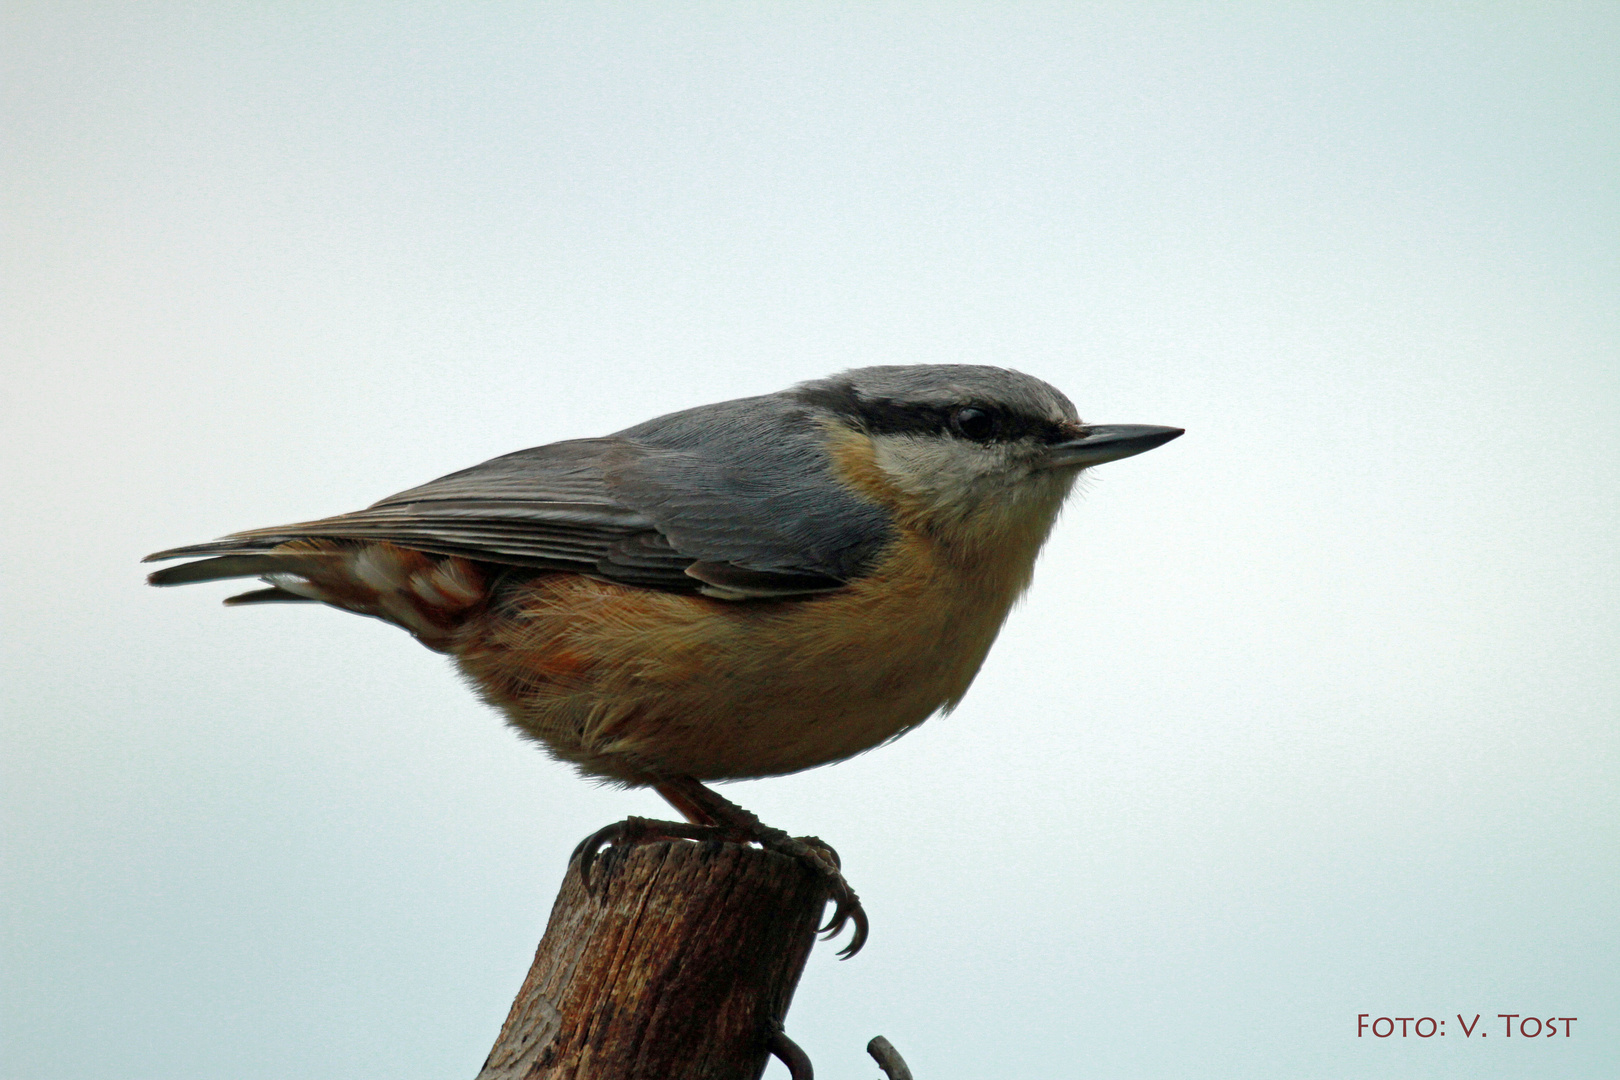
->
[[852, 400, 1053, 443], [792, 384, 1063, 443]]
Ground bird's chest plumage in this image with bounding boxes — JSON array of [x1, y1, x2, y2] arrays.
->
[[450, 526, 1035, 784]]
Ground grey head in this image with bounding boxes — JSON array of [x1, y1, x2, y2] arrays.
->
[[793, 364, 1079, 439], [773, 365, 1181, 531], [793, 364, 1180, 469]]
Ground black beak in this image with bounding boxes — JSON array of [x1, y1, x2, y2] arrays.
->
[[1040, 424, 1184, 469]]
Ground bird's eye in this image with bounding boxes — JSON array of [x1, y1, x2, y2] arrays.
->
[[950, 406, 999, 441]]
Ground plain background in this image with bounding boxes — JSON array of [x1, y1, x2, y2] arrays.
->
[[3, 4, 1615, 1078]]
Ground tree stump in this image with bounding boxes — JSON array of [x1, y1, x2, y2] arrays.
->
[[477, 837, 828, 1080]]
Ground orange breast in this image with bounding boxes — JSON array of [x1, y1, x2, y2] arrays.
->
[[449, 521, 1028, 785]]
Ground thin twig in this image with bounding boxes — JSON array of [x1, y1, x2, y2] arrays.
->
[[767, 1026, 814, 1080], [866, 1036, 914, 1080]]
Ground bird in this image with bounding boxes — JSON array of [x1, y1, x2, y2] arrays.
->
[[145, 364, 1181, 955]]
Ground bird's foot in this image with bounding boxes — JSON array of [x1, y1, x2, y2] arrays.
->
[[571, 807, 868, 958], [742, 825, 868, 959], [657, 776, 868, 958]]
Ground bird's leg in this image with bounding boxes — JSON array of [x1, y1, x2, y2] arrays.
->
[[653, 776, 868, 958], [649, 775, 726, 827], [570, 774, 736, 882]]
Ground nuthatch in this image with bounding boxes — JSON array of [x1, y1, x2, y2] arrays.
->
[[146, 364, 1181, 954]]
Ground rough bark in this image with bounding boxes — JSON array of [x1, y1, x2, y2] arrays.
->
[[477, 838, 826, 1080]]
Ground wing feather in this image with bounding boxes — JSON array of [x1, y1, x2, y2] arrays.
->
[[145, 418, 894, 601]]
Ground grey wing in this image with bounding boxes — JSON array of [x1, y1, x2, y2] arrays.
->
[[605, 393, 896, 594], [144, 438, 697, 591], [146, 407, 897, 600]]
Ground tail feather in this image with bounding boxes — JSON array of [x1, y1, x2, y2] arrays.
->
[[146, 554, 293, 587], [224, 586, 320, 606], [143, 538, 490, 651], [143, 537, 298, 563]]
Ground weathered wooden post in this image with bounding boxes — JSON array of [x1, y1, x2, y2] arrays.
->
[[477, 838, 827, 1080]]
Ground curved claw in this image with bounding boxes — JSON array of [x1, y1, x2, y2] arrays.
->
[[572, 818, 635, 888], [814, 880, 869, 958], [765, 1025, 814, 1080], [816, 894, 849, 936], [834, 901, 870, 959], [572, 817, 727, 888], [775, 836, 865, 958]]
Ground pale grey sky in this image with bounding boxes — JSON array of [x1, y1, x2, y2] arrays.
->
[[3, 5, 1616, 1078]]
